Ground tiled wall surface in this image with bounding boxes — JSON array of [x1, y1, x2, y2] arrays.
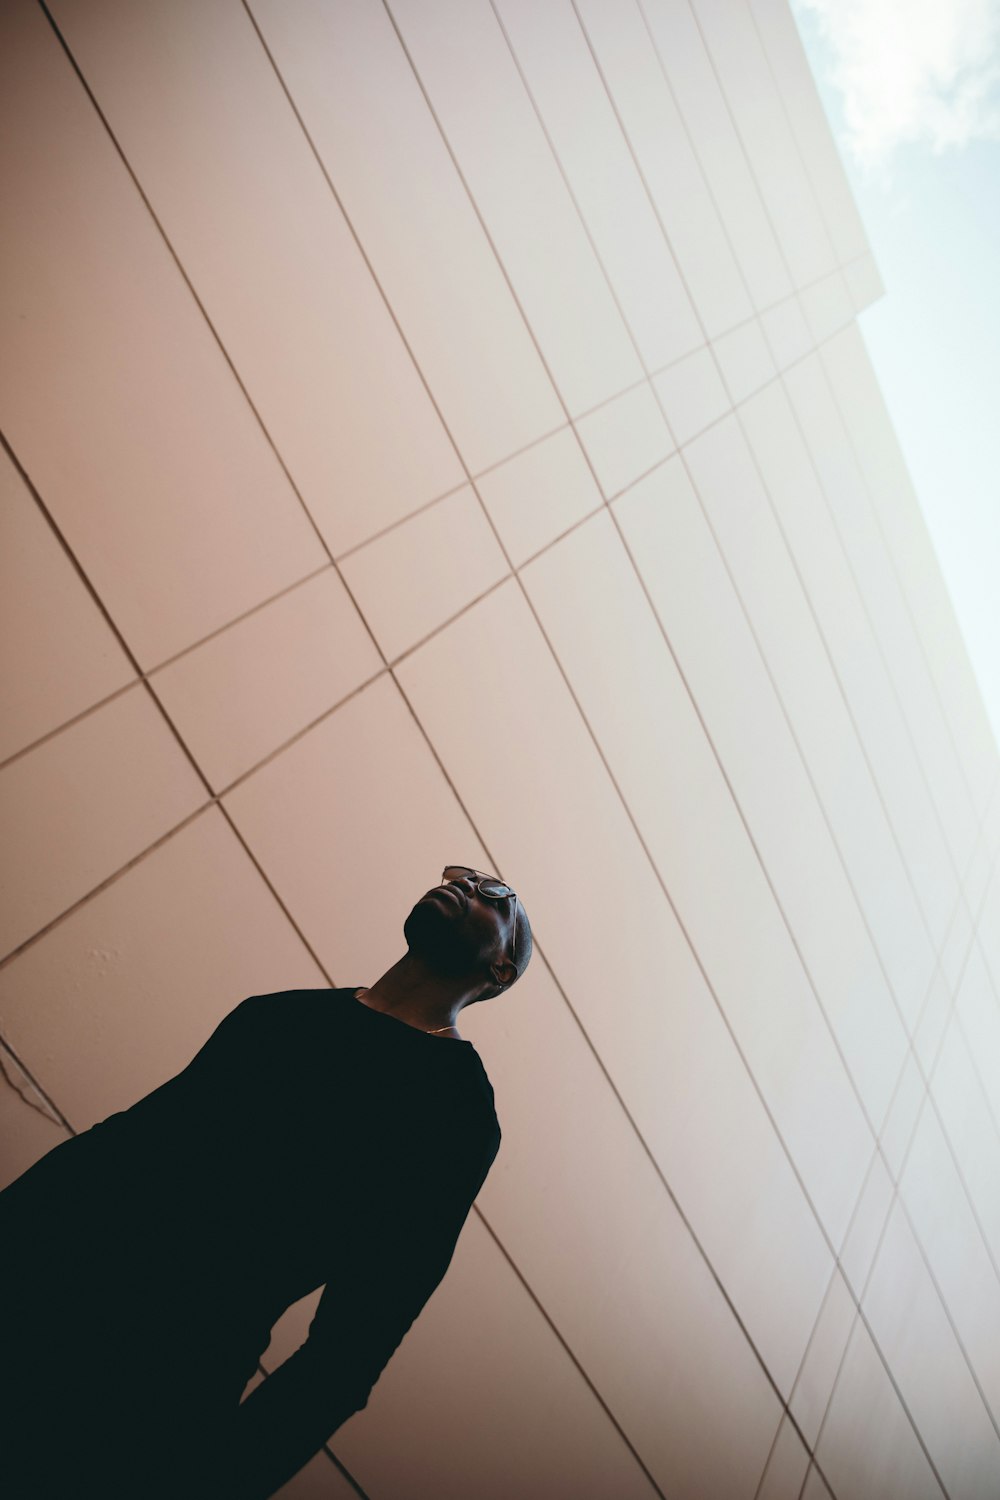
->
[[2, 2, 999, 1497]]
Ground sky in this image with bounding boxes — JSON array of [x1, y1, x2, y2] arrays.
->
[[789, 0, 1000, 755]]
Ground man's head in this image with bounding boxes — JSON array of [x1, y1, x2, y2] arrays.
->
[[403, 864, 533, 1004]]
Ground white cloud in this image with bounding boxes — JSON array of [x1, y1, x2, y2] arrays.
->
[[793, 0, 1000, 165]]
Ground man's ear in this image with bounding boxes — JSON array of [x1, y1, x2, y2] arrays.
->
[[490, 959, 517, 992]]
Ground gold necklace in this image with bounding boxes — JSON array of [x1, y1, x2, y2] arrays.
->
[[355, 989, 459, 1037]]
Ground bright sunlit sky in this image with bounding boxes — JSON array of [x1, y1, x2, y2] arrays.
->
[[790, 0, 1000, 754]]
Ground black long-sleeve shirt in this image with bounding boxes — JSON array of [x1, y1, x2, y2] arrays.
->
[[0, 987, 501, 1498]]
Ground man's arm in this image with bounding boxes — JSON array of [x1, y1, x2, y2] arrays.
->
[[210, 1122, 500, 1500]]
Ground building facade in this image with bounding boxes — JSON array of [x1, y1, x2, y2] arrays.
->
[[2, 2, 999, 1496]]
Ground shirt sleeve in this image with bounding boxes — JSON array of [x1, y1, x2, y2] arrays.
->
[[211, 1113, 501, 1500]]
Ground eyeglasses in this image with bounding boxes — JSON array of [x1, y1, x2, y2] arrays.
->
[[441, 864, 518, 981]]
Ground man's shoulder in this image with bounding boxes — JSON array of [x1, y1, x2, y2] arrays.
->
[[230, 988, 502, 1133], [234, 986, 345, 1008], [222, 986, 353, 1028]]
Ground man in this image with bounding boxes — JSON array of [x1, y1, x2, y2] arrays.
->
[[0, 863, 531, 1498]]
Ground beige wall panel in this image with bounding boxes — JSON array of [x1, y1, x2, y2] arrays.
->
[[933, 1027, 1000, 1268], [900, 1104, 1000, 1425], [50, 0, 466, 561], [790, 1268, 856, 1448], [389, 0, 645, 417], [339, 488, 508, 662], [695, 414, 936, 1026], [641, 0, 793, 310], [939, 898, 975, 1001], [798, 270, 856, 344], [0, 0, 326, 669], [822, 325, 998, 818], [741, 380, 959, 948], [816, 1316, 941, 1500], [711, 317, 777, 405], [985, 794, 1000, 866], [249, 0, 563, 475], [878, 1058, 925, 1183], [913, 972, 953, 1077], [0, 685, 204, 959], [332, 1213, 660, 1500], [474, 427, 601, 568], [955, 944, 1000, 1128], [396, 581, 833, 1393], [976, 862, 1000, 997], [222, 675, 490, 988], [756, 1415, 811, 1500], [0, 807, 326, 1129], [863, 1199, 1000, 1495], [0, 1044, 69, 1193], [150, 570, 382, 794], [786, 355, 980, 876], [747, 0, 870, 265], [938, 885, 984, 1026], [838, 1149, 893, 1297], [978, 843, 1000, 934], [576, 0, 753, 339], [471, 963, 781, 1497], [573, 384, 674, 500], [615, 457, 908, 1130], [493, 0, 703, 372], [690, 0, 838, 286], [759, 294, 815, 371], [259, 1289, 322, 1374], [522, 512, 872, 1246], [800, 1466, 835, 1500], [963, 822, 995, 920], [0, 449, 134, 765], [652, 347, 731, 447]]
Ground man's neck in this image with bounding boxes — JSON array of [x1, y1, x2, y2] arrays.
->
[[355, 955, 469, 1037]]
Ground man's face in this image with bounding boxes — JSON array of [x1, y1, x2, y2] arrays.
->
[[403, 868, 516, 986]]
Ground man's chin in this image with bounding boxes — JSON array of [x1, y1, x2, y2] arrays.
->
[[404, 902, 472, 977]]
